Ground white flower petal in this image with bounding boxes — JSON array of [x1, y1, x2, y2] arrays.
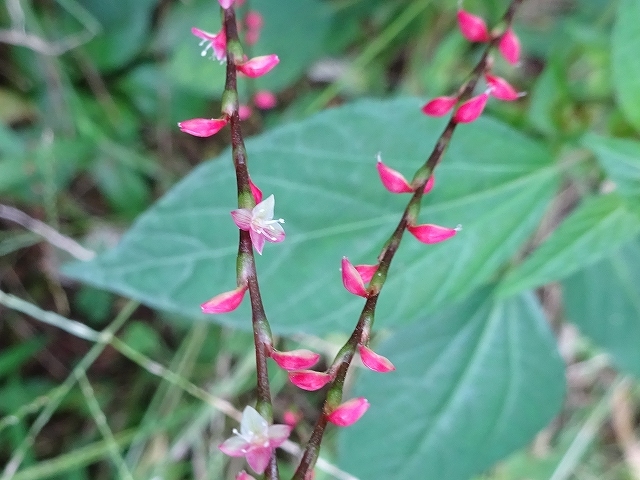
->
[[267, 424, 292, 447], [252, 194, 275, 221], [219, 436, 249, 456], [240, 406, 269, 437]]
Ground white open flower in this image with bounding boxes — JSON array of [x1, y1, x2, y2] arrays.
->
[[231, 194, 285, 255]]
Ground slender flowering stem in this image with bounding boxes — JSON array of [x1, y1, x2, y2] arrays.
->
[[222, 7, 280, 479], [292, 0, 524, 477]]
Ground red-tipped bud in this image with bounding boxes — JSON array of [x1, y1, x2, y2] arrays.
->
[[421, 96, 458, 117], [407, 223, 461, 244], [248, 177, 263, 204], [341, 257, 368, 297], [456, 10, 490, 42], [271, 349, 320, 371], [485, 73, 521, 101], [237, 54, 279, 78], [254, 90, 277, 110], [236, 472, 256, 480], [423, 175, 435, 194], [453, 92, 489, 123], [219, 0, 234, 9], [201, 285, 247, 314], [355, 264, 378, 284], [283, 410, 302, 428], [376, 153, 413, 193], [178, 117, 228, 137], [499, 28, 521, 65], [288, 370, 332, 391], [358, 345, 395, 372], [238, 104, 253, 120], [326, 397, 370, 427]]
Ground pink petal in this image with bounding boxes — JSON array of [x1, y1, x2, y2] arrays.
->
[[453, 92, 489, 123], [237, 54, 279, 78], [231, 208, 252, 231], [421, 96, 457, 116], [355, 264, 378, 284], [191, 27, 217, 41], [407, 223, 460, 244], [249, 177, 263, 204], [283, 410, 302, 427], [456, 10, 491, 42], [219, 436, 250, 457], [219, 0, 234, 9], [245, 30, 260, 45], [254, 90, 277, 110], [376, 155, 413, 193], [271, 349, 320, 370], [499, 28, 521, 65], [178, 118, 228, 137], [236, 471, 256, 480], [245, 10, 264, 30], [250, 228, 266, 255], [485, 73, 520, 101], [264, 222, 285, 243], [267, 424, 292, 447], [341, 257, 368, 297], [358, 345, 395, 373], [423, 175, 435, 194], [201, 285, 247, 314], [239, 104, 253, 120], [326, 397, 370, 427], [246, 446, 271, 474], [288, 370, 332, 391]]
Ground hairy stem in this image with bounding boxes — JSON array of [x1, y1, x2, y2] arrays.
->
[[222, 6, 279, 479], [292, 1, 524, 477]]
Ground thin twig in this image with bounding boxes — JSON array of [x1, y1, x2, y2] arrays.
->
[[0, 204, 95, 260]]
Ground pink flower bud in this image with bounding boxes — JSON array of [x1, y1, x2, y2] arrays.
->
[[283, 410, 302, 427], [201, 285, 247, 314], [341, 257, 368, 298], [456, 10, 490, 42], [423, 175, 435, 194], [453, 92, 489, 123], [271, 349, 320, 371], [245, 11, 264, 30], [254, 90, 277, 110], [236, 472, 256, 480], [358, 345, 395, 372], [326, 397, 370, 427], [407, 223, 461, 244], [248, 177, 263, 203], [376, 153, 413, 193], [219, 0, 234, 9], [238, 104, 253, 120], [237, 54, 279, 78], [178, 117, 228, 137], [499, 28, 521, 65], [288, 370, 332, 391], [245, 30, 260, 45], [355, 264, 378, 284], [485, 73, 520, 101], [421, 96, 457, 117]]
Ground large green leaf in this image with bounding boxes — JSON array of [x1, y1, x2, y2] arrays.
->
[[563, 236, 640, 377], [497, 194, 640, 298], [583, 133, 640, 199], [64, 98, 558, 335], [339, 289, 565, 480], [612, 0, 640, 131]]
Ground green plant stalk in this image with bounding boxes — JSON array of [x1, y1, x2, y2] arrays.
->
[[0, 299, 139, 480], [222, 5, 280, 479], [292, 0, 524, 476]]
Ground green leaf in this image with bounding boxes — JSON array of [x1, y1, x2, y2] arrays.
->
[[339, 289, 565, 480], [497, 194, 640, 298], [583, 133, 640, 199], [80, 0, 158, 71], [563, 236, 640, 377], [64, 98, 558, 335], [612, 0, 640, 131]]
